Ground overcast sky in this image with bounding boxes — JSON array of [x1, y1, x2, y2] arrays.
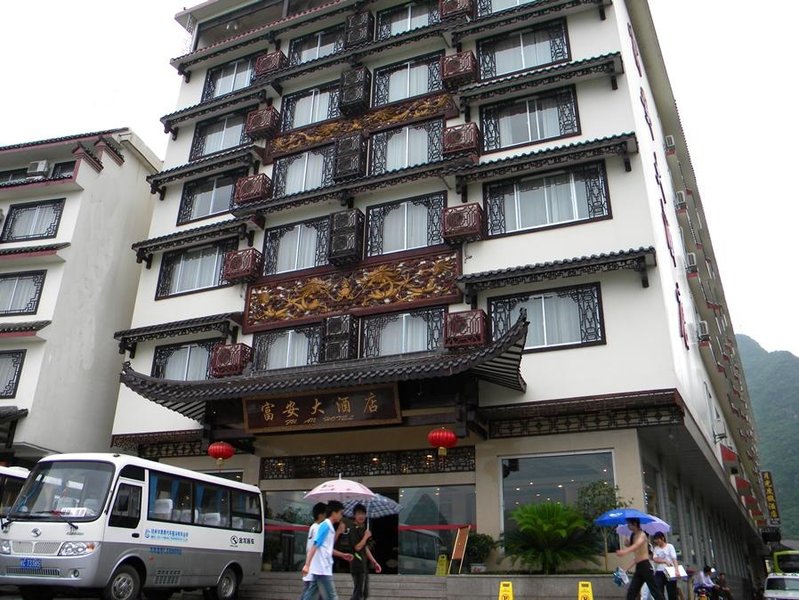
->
[[1, 1, 796, 356]]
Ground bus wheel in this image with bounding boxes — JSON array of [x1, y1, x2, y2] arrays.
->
[[103, 564, 141, 600], [204, 567, 238, 600], [19, 587, 53, 600]]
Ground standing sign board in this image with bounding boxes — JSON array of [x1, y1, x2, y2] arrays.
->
[[450, 526, 470, 574]]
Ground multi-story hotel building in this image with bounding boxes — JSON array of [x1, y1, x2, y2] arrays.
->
[[0, 129, 158, 461], [111, 0, 767, 588]]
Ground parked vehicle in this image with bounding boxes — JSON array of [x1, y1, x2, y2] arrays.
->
[[0, 466, 29, 516], [0, 453, 263, 600]]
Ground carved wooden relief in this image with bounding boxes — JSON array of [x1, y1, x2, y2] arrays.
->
[[269, 93, 458, 158], [245, 250, 460, 331]]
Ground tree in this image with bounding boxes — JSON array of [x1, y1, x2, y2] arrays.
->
[[576, 480, 630, 570], [503, 502, 599, 574]]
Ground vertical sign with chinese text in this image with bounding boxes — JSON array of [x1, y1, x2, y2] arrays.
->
[[243, 384, 400, 433], [761, 470, 781, 525]]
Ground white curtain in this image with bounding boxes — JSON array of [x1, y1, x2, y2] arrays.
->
[[407, 126, 428, 167], [490, 0, 517, 12], [381, 206, 406, 253], [544, 294, 581, 345], [213, 63, 237, 97], [573, 173, 591, 219], [409, 4, 429, 29], [388, 6, 411, 36], [378, 318, 404, 356], [386, 129, 408, 171], [284, 154, 308, 195], [163, 347, 189, 380], [267, 331, 309, 368], [404, 314, 429, 352], [493, 35, 524, 76], [163, 346, 210, 380], [277, 224, 317, 271], [388, 68, 409, 103], [221, 115, 245, 149], [535, 96, 561, 140], [203, 121, 225, 154], [517, 178, 548, 230], [232, 59, 252, 91], [293, 93, 315, 128], [317, 31, 339, 59], [498, 102, 529, 147], [9, 204, 57, 239], [521, 297, 545, 348], [171, 246, 220, 294], [0, 276, 36, 312], [406, 202, 428, 248], [304, 151, 325, 190], [0, 355, 16, 391], [381, 202, 428, 253], [191, 180, 215, 219], [298, 38, 319, 63], [547, 174, 576, 223], [522, 29, 552, 68]]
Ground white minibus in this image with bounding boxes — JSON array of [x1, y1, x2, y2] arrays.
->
[[0, 453, 263, 600], [0, 466, 29, 517]]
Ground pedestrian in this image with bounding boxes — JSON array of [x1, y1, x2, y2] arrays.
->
[[300, 502, 327, 600], [301, 500, 354, 600], [716, 572, 733, 600], [652, 531, 679, 600], [616, 518, 665, 600], [347, 504, 382, 600]]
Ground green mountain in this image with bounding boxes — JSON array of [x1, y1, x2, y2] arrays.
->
[[736, 334, 799, 539]]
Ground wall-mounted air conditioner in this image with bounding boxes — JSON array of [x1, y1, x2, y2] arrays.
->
[[664, 135, 676, 153], [697, 320, 710, 341], [675, 190, 687, 210], [26, 160, 49, 176], [686, 252, 698, 273]]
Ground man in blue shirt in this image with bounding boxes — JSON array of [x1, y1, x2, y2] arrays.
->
[[302, 500, 353, 600]]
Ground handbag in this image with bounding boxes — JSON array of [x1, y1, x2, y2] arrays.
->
[[665, 566, 677, 579]]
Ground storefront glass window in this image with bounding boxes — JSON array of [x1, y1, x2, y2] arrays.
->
[[263, 491, 312, 570], [643, 461, 660, 515], [500, 451, 614, 533], [398, 485, 475, 574]]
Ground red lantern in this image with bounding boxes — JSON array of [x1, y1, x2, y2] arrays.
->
[[208, 441, 235, 467], [428, 427, 457, 457]]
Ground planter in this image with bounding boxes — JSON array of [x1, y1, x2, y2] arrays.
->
[[470, 563, 488, 573]]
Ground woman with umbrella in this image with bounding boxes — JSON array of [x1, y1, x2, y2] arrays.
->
[[616, 517, 666, 600]]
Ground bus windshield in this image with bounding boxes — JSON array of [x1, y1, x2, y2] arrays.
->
[[9, 460, 115, 521]]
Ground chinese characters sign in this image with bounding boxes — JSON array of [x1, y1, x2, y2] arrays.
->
[[761, 470, 781, 525], [243, 385, 400, 433]]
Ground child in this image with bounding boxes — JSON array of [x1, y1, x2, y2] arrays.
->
[[301, 500, 353, 600]]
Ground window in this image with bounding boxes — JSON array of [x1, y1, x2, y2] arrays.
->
[[252, 326, 322, 370], [489, 284, 603, 350], [377, 0, 439, 39], [500, 452, 614, 532], [203, 56, 255, 101], [272, 146, 335, 196], [481, 88, 577, 151], [361, 307, 443, 357], [374, 54, 442, 106], [51, 161, 75, 178], [0, 169, 27, 184], [152, 340, 217, 380], [156, 238, 237, 298], [190, 113, 248, 160], [0, 350, 25, 398], [178, 170, 244, 224], [263, 218, 329, 274], [366, 193, 444, 256], [371, 121, 443, 174], [478, 21, 567, 79], [485, 163, 608, 235], [1, 199, 65, 241], [288, 25, 345, 66], [109, 483, 142, 529], [477, 0, 546, 16], [281, 83, 340, 130], [0, 271, 46, 315]]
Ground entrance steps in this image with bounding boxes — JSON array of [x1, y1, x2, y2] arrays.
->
[[240, 572, 447, 600]]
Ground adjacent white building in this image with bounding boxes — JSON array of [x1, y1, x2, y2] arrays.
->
[[111, 0, 766, 590], [0, 129, 159, 461]]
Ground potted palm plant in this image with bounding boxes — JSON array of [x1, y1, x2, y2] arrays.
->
[[466, 532, 497, 573]]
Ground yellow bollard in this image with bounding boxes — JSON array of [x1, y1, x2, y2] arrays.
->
[[498, 580, 514, 600], [578, 581, 594, 600]]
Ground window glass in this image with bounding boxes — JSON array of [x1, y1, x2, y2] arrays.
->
[[263, 491, 314, 570], [156, 343, 212, 381], [276, 223, 319, 272], [479, 22, 567, 78], [482, 91, 575, 151], [0, 272, 45, 315], [362, 308, 442, 357], [399, 485, 475, 574], [1, 200, 64, 241], [253, 327, 320, 370], [289, 27, 344, 65], [185, 173, 236, 221], [0, 351, 25, 399], [377, 1, 437, 39], [195, 114, 246, 158], [51, 161, 76, 178], [286, 86, 339, 129], [208, 57, 253, 99], [274, 148, 333, 196], [500, 452, 613, 533], [0, 169, 27, 184], [109, 483, 142, 529], [489, 285, 602, 349], [388, 126, 428, 170], [148, 473, 193, 523], [0, 476, 26, 517], [366, 194, 444, 256], [231, 489, 263, 532], [194, 482, 231, 528], [169, 245, 226, 294]]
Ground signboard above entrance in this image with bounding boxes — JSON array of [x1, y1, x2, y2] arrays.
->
[[243, 384, 401, 433]]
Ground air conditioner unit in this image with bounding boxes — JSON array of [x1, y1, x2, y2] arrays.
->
[[674, 190, 687, 210], [686, 252, 698, 273], [664, 135, 676, 153], [26, 160, 49, 176], [697, 320, 710, 342]]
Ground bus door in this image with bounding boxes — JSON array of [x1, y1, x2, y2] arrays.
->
[[105, 481, 144, 543]]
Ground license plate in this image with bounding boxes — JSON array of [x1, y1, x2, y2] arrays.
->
[[19, 558, 42, 569]]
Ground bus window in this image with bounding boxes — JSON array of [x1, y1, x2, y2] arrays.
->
[[231, 489, 262, 532], [0, 475, 26, 516], [195, 482, 231, 528], [109, 484, 142, 529]]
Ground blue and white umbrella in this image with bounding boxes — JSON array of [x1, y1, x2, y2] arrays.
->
[[594, 508, 656, 527], [343, 493, 401, 520]]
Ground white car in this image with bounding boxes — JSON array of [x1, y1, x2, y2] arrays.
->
[[764, 573, 799, 600]]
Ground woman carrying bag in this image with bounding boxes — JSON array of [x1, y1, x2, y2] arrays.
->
[[652, 531, 679, 600]]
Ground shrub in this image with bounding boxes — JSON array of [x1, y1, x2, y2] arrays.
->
[[466, 532, 497, 564], [503, 502, 599, 574]]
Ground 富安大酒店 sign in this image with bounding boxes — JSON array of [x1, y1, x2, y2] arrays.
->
[[243, 384, 400, 433]]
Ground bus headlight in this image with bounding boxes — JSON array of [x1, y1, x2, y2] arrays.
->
[[58, 542, 98, 556], [0, 540, 11, 554]]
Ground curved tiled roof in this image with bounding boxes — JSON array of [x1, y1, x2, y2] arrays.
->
[[458, 247, 657, 293], [131, 216, 263, 257], [0, 243, 70, 257], [115, 312, 243, 345], [120, 313, 529, 420], [0, 321, 51, 334], [0, 129, 126, 152]]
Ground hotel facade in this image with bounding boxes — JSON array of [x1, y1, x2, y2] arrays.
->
[[111, 0, 767, 586], [0, 129, 158, 461]]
